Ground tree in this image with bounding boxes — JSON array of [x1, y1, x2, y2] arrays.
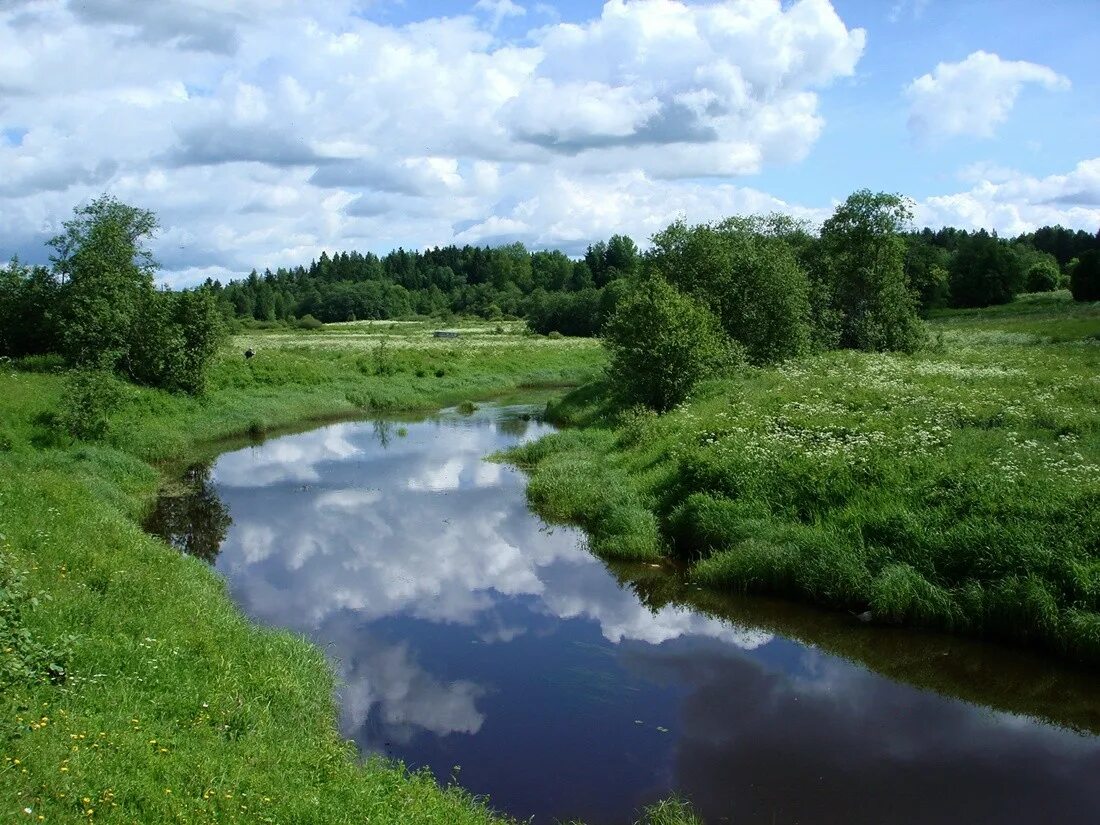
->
[[47, 196, 225, 394], [648, 217, 812, 364], [1025, 256, 1062, 293], [0, 257, 61, 357], [904, 235, 952, 312], [604, 234, 640, 280], [603, 277, 741, 412], [50, 195, 158, 368], [948, 230, 1024, 307], [1070, 250, 1100, 302], [531, 250, 574, 292], [820, 190, 924, 352]]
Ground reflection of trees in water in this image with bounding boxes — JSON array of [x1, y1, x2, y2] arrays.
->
[[144, 464, 231, 564], [496, 413, 532, 438], [601, 558, 1100, 737], [372, 419, 394, 448]]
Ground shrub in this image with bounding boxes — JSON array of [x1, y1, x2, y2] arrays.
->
[[1026, 258, 1062, 293], [56, 368, 126, 440], [297, 313, 324, 330], [127, 288, 227, 394], [0, 552, 70, 688], [1069, 250, 1100, 302], [648, 217, 812, 364], [604, 277, 741, 412]]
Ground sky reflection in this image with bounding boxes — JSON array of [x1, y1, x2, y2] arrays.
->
[[191, 407, 1100, 825]]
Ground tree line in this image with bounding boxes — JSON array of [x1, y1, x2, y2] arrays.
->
[[207, 209, 1099, 334], [603, 192, 1100, 411], [209, 234, 643, 336], [2, 192, 1098, 406]]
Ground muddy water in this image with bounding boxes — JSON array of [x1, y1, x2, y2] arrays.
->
[[147, 404, 1100, 825]]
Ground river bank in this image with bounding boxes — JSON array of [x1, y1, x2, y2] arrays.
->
[[506, 292, 1100, 664], [0, 325, 649, 824], [144, 403, 1100, 824]]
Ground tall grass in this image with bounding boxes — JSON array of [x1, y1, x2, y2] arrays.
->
[[508, 297, 1100, 663]]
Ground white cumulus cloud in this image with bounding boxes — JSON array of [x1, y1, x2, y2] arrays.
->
[[0, 0, 865, 283], [905, 50, 1070, 142], [916, 157, 1100, 234]]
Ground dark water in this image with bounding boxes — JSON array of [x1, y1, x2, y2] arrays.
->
[[148, 405, 1100, 825]]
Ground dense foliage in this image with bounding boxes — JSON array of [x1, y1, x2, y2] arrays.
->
[[648, 217, 812, 364], [0, 196, 226, 403], [604, 193, 926, 410], [1070, 250, 1100, 302], [213, 235, 640, 330], [819, 190, 924, 352], [604, 277, 740, 412]]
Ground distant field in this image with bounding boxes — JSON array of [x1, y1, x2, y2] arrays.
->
[[930, 290, 1100, 343], [235, 319, 597, 351]]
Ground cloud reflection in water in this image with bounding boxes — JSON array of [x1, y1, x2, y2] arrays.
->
[[200, 410, 1100, 825]]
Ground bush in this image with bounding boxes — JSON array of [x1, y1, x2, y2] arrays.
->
[[297, 313, 324, 330], [56, 368, 125, 440], [127, 288, 227, 394], [525, 288, 603, 336], [1069, 250, 1100, 302], [1026, 258, 1062, 293], [649, 218, 812, 364], [0, 552, 70, 688], [604, 277, 741, 412]]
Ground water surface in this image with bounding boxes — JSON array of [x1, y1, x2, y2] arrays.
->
[[149, 405, 1100, 825]]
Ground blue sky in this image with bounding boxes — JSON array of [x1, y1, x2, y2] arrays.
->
[[0, 0, 1096, 284]]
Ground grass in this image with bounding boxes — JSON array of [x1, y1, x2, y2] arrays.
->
[[506, 294, 1100, 664], [0, 323, 706, 824]]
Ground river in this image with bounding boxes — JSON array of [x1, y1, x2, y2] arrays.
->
[[147, 403, 1100, 825]]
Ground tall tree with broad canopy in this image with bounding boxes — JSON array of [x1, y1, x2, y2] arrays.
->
[[820, 190, 925, 352], [47, 195, 226, 394], [50, 194, 159, 369]]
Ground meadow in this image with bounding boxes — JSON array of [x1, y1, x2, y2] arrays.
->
[[507, 291, 1100, 663], [0, 324, 705, 824]]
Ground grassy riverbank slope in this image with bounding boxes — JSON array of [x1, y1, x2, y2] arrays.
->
[[0, 322, 652, 824], [508, 292, 1100, 664]]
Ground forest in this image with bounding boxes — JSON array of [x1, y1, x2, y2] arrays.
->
[[206, 203, 1100, 336]]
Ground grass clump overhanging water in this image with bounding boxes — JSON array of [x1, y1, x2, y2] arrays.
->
[[509, 293, 1100, 663], [0, 325, 709, 824]]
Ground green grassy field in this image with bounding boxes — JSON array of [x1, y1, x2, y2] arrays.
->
[[1, 323, 701, 824], [507, 291, 1100, 663]]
